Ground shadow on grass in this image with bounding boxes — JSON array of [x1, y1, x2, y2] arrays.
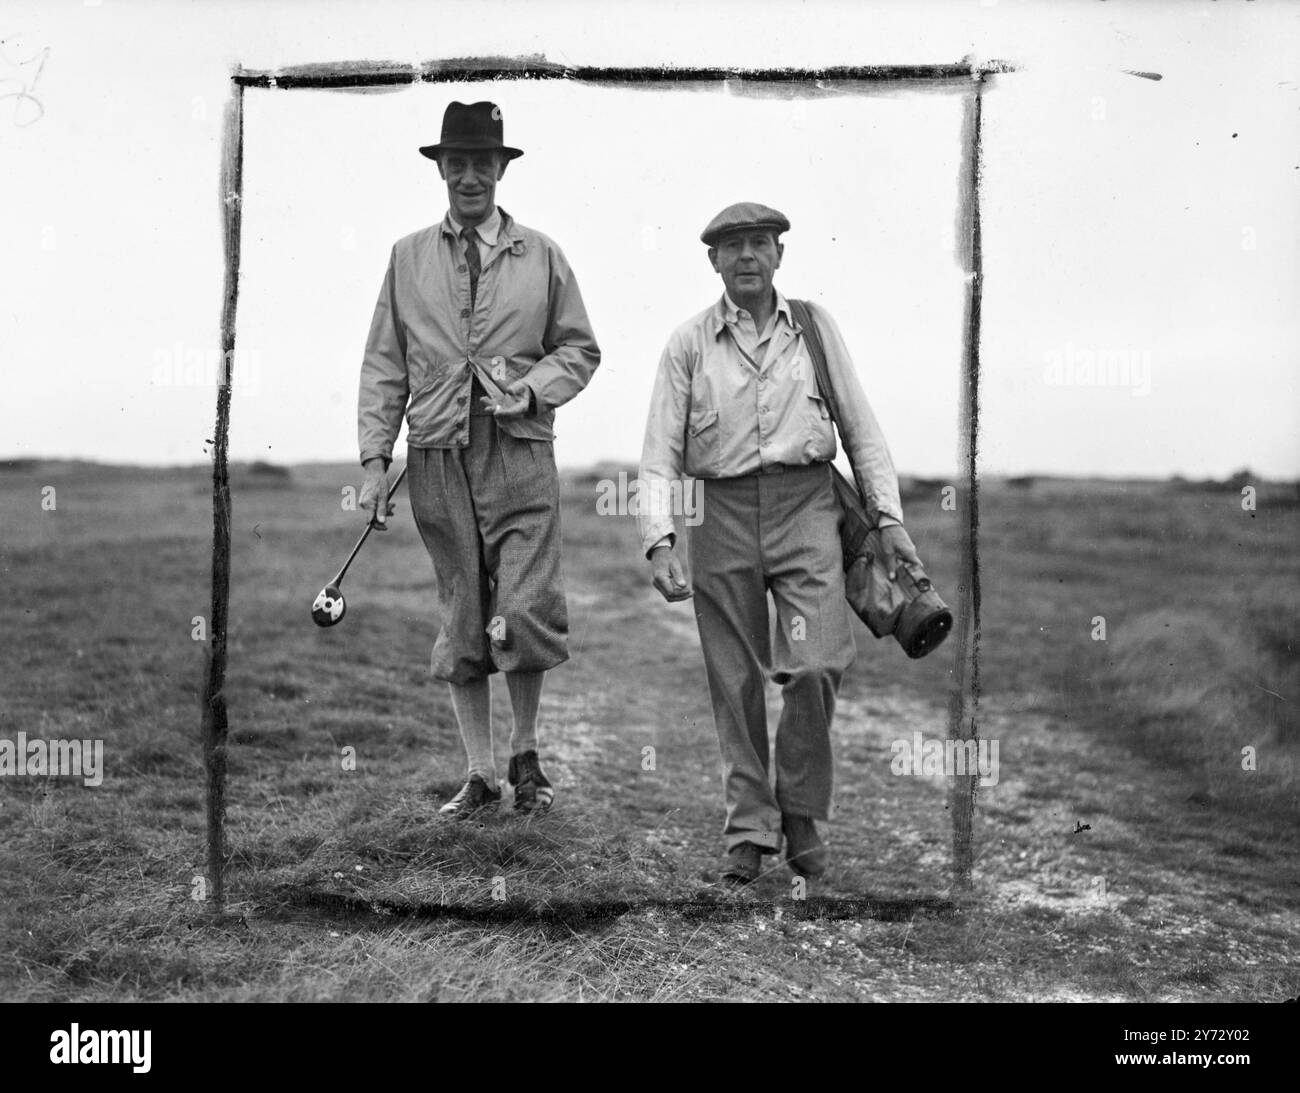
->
[[269, 885, 956, 929]]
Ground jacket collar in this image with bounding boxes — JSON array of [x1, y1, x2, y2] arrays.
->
[[439, 206, 526, 254], [446, 206, 502, 246], [707, 289, 797, 340]]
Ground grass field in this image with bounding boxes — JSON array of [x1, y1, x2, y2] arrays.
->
[[1, 460, 1296, 1001]]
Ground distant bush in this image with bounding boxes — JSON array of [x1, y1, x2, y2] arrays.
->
[[246, 461, 291, 479], [229, 461, 294, 490], [1168, 467, 1255, 493], [1167, 473, 1299, 506]]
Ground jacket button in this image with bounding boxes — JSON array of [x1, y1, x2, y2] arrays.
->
[[460, 308, 469, 318], [458, 264, 467, 272]]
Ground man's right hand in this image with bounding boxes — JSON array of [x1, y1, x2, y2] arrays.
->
[[650, 544, 692, 602], [359, 459, 394, 530]]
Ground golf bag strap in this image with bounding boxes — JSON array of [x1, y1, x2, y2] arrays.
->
[[788, 298, 872, 510]]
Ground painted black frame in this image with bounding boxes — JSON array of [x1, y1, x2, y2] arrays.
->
[[204, 57, 1004, 907]]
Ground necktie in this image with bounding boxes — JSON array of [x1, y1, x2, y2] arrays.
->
[[461, 226, 481, 310]]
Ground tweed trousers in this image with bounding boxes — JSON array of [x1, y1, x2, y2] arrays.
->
[[407, 404, 568, 684], [689, 462, 856, 852]]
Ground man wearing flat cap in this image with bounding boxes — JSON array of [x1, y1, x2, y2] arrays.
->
[[357, 101, 600, 819], [637, 202, 919, 883]]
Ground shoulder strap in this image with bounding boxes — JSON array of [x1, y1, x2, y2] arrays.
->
[[788, 299, 842, 426], [789, 298, 871, 508]]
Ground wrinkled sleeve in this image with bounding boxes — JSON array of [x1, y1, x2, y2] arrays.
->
[[516, 242, 600, 415], [358, 246, 409, 467], [637, 331, 692, 557], [812, 302, 904, 526]]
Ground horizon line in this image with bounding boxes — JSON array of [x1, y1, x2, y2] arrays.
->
[[0, 456, 1291, 485]]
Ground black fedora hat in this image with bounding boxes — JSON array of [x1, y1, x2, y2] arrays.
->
[[419, 101, 524, 161]]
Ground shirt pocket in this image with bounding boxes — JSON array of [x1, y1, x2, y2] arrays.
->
[[685, 405, 721, 476], [806, 393, 836, 460]]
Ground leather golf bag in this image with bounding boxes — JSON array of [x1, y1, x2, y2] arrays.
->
[[830, 468, 953, 658], [791, 299, 954, 660]]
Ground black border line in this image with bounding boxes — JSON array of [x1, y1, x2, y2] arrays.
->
[[202, 81, 242, 910], [949, 77, 985, 891], [231, 57, 1019, 89]]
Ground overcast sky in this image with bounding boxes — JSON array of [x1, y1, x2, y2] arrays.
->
[[2, 0, 1297, 479]]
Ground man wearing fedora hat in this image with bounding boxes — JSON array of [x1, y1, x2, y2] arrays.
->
[[637, 202, 920, 884], [358, 101, 600, 819]]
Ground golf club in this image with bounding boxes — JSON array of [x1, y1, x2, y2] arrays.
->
[[311, 464, 407, 627]]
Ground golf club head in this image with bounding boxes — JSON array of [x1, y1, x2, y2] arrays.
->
[[311, 584, 346, 628]]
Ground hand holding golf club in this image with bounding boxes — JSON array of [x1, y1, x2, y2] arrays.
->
[[359, 458, 397, 530], [311, 464, 407, 628]]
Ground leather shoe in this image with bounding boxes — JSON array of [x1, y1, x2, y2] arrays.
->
[[438, 773, 502, 820], [782, 814, 828, 877], [720, 842, 764, 885]]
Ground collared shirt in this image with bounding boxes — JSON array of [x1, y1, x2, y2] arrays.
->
[[721, 291, 786, 365], [637, 290, 903, 556], [447, 207, 501, 263], [358, 206, 600, 463]]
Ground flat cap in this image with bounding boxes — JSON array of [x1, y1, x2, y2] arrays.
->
[[700, 202, 791, 246]]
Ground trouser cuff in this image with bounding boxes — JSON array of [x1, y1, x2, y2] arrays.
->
[[725, 830, 781, 853]]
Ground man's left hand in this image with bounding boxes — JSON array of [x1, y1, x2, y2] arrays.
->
[[879, 524, 921, 580], [481, 381, 534, 420]]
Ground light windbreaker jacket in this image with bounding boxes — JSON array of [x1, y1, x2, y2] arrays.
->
[[358, 208, 600, 465]]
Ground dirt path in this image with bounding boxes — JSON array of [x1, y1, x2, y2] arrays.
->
[[533, 583, 1299, 1000]]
